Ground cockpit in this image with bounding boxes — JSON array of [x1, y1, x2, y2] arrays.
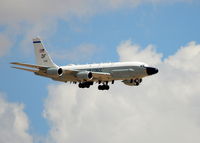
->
[[140, 63, 148, 68]]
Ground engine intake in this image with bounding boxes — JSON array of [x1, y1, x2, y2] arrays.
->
[[76, 71, 93, 80], [57, 68, 63, 76], [47, 68, 63, 76]]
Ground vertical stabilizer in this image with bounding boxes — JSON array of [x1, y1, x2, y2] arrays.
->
[[33, 37, 57, 67]]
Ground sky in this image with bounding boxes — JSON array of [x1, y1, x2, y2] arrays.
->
[[0, 0, 200, 143]]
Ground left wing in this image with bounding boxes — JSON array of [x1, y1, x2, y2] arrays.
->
[[10, 62, 51, 74], [10, 62, 49, 70], [11, 62, 112, 81], [11, 66, 38, 73]]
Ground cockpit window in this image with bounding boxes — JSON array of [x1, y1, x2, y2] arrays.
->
[[140, 65, 145, 68]]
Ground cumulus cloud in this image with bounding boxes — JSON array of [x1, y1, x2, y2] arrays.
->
[[43, 41, 200, 143], [165, 41, 200, 72], [117, 40, 162, 65], [0, 93, 32, 143]]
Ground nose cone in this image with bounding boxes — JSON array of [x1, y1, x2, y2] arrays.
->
[[146, 67, 159, 75]]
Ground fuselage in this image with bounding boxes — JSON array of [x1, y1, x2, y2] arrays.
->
[[54, 61, 157, 82]]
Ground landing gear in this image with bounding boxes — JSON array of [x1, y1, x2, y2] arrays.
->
[[134, 78, 142, 86], [78, 82, 93, 88], [78, 81, 112, 90], [98, 81, 110, 90], [98, 84, 110, 90]]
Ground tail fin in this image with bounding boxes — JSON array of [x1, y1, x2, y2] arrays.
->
[[33, 37, 57, 67]]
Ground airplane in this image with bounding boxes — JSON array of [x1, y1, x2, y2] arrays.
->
[[11, 37, 159, 90]]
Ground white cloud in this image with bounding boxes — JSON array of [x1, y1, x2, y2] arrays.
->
[[2, 0, 195, 24], [0, 0, 191, 25], [43, 41, 200, 143], [117, 40, 162, 65], [0, 0, 193, 56], [165, 41, 200, 72], [0, 93, 33, 143]]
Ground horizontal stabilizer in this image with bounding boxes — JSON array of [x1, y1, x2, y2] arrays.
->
[[10, 62, 49, 69], [12, 66, 38, 73]]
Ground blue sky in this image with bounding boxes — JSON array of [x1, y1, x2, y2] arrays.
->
[[0, 0, 200, 142]]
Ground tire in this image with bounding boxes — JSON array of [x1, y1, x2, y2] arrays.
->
[[106, 85, 110, 90], [78, 83, 83, 88], [98, 85, 102, 90], [135, 82, 139, 86]]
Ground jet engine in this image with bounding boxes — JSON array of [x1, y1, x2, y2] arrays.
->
[[122, 79, 142, 86], [46, 68, 63, 76], [76, 71, 93, 80]]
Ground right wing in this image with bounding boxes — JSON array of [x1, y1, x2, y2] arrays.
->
[[58, 69, 111, 80]]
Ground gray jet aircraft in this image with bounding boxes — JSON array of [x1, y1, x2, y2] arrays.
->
[[11, 37, 158, 90]]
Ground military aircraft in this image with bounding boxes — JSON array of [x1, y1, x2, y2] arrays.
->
[[11, 37, 158, 90]]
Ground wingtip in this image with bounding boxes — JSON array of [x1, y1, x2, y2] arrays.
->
[[10, 62, 20, 65], [11, 66, 38, 72]]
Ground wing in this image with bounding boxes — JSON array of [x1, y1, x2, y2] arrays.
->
[[10, 62, 49, 70], [92, 72, 111, 80], [62, 69, 111, 81], [11, 62, 112, 81], [11, 66, 38, 73], [10, 62, 52, 74]]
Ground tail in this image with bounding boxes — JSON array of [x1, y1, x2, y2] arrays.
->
[[33, 37, 57, 67]]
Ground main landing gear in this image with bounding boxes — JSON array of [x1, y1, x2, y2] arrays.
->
[[78, 82, 93, 88], [98, 84, 109, 90], [98, 81, 110, 90], [78, 81, 111, 90]]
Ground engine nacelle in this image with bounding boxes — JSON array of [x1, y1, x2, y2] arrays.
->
[[76, 71, 93, 80], [122, 79, 142, 86], [47, 68, 63, 76]]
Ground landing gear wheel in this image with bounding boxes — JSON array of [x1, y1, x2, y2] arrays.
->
[[78, 83, 83, 88], [98, 85, 102, 90], [98, 85, 110, 90], [78, 83, 90, 88], [106, 85, 109, 90], [134, 79, 140, 86]]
